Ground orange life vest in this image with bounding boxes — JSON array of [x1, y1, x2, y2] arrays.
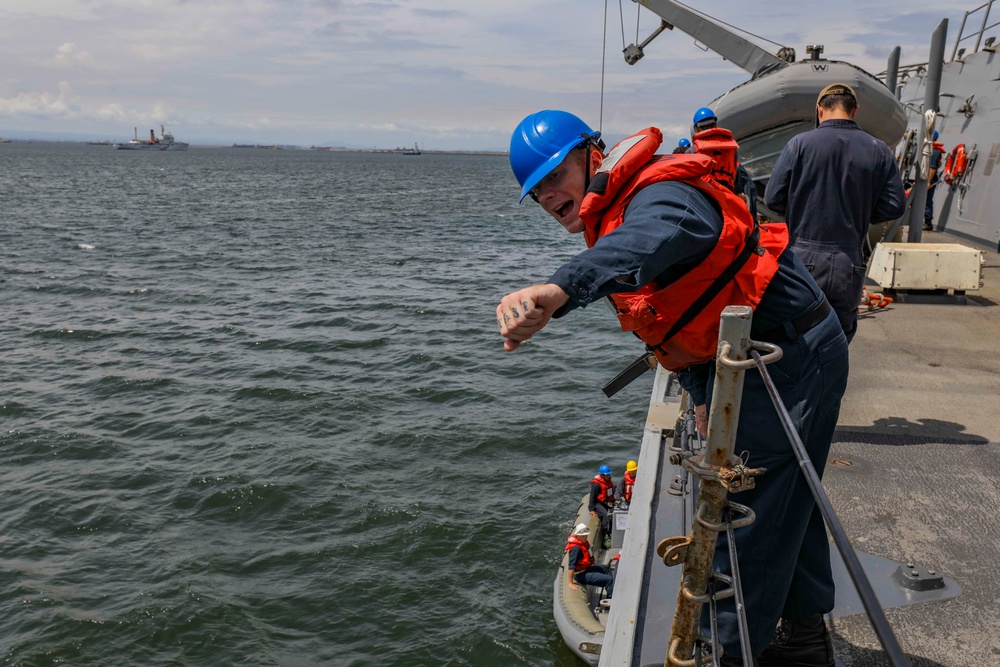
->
[[565, 535, 594, 571], [591, 475, 614, 505], [622, 470, 636, 503], [692, 126, 740, 191], [930, 141, 946, 182], [580, 128, 789, 371]]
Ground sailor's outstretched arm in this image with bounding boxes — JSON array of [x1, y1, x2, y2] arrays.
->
[[496, 283, 569, 351]]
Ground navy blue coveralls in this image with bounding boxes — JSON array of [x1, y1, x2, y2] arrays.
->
[[764, 119, 906, 342], [547, 180, 849, 658], [588, 478, 613, 538], [926, 145, 944, 228]]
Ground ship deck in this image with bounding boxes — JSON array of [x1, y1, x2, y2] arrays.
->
[[600, 231, 1000, 667], [827, 230, 1000, 667]]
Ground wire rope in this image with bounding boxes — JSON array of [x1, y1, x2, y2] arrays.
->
[[600, 0, 610, 133]]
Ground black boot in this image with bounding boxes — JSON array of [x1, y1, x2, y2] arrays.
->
[[757, 615, 834, 667]]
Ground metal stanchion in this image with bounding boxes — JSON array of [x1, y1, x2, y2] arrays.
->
[[659, 307, 759, 667]]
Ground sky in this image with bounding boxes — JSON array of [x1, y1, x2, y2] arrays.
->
[[0, 1, 970, 150]]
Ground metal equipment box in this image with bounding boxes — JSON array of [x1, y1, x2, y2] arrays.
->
[[867, 243, 985, 291]]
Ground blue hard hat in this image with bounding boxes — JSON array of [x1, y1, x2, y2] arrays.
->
[[693, 106, 717, 127], [598, 464, 612, 475], [678, 137, 691, 148], [509, 110, 601, 203], [933, 130, 939, 140]]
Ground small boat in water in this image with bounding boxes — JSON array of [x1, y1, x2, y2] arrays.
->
[[114, 125, 189, 151], [553, 496, 623, 666], [403, 142, 421, 155]]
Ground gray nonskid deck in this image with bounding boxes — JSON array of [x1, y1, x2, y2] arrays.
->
[[826, 235, 1000, 666]]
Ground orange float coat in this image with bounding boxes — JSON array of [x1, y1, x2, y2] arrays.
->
[[622, 470, 636, 504], [591, 475, 614, 505], [692, 126, 740, 191], [579, 128, 789, 371], [565, 535, 593, 571]]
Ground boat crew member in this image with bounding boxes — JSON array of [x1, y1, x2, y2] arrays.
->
[[615, 460, 638, 507], [589, 464, 615, 545], [764, 83, 906, 342], [925, 130, 945, 231], [565, 523, 614, 597], [690, 107, 758, 220], [673, 137, 692, 154], [497, 109, 849, 666]]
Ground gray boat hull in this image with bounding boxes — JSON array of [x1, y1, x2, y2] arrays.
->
[[707, 60, 907, 219]]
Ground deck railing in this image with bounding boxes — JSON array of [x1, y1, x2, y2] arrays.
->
[[951, 1, 999, 62]]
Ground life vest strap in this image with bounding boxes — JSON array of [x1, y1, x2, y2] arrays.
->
[[652, 224, 762, 358], [602, 351, 656, 398]]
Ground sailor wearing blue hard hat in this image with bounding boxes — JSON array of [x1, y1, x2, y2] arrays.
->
[[673, 137, 692, 154], [588, 464, 615, 547], [509, 110, 605, 232], [690, 106, 760, 219], [497, 108, 851, 664], [693, 106, 718, 132]]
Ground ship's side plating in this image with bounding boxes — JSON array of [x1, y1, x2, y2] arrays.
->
[[898, 34, 1000, 249]]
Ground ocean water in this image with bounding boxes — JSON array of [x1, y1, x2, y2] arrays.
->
[[0, 143, 652, 666]]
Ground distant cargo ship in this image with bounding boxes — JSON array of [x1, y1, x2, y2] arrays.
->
[[114, 125, 189, 151]]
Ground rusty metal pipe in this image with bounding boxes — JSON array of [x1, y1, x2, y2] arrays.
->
[[665, 307, 753, 666]]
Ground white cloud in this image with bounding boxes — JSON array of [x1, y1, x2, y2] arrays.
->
[[0, 81, 75, 117], [0, 0, 972, 148], [96, 103, 127, 121], [54, 42, 91, 64]]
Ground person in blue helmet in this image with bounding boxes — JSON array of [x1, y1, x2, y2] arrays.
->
[[497, 109, 848, 667], [588, 464, 615, 547], [690, 107, 759, 220], [692, 106, 717, 132], [673, 137, 692, 154], [764, 83, 906, 342], [925, 129, 945, 230]]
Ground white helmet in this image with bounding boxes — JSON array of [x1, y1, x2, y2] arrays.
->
[[572, 523, 590, 536]]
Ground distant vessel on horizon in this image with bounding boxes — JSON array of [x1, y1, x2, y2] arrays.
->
[[403, 142, 421, 155], [113, 125, 189, 151]]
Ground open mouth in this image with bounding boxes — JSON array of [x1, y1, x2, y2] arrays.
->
[[555, 201, 573, 218]]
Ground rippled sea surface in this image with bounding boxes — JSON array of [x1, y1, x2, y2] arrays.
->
[[0, 143, 651, 666]]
